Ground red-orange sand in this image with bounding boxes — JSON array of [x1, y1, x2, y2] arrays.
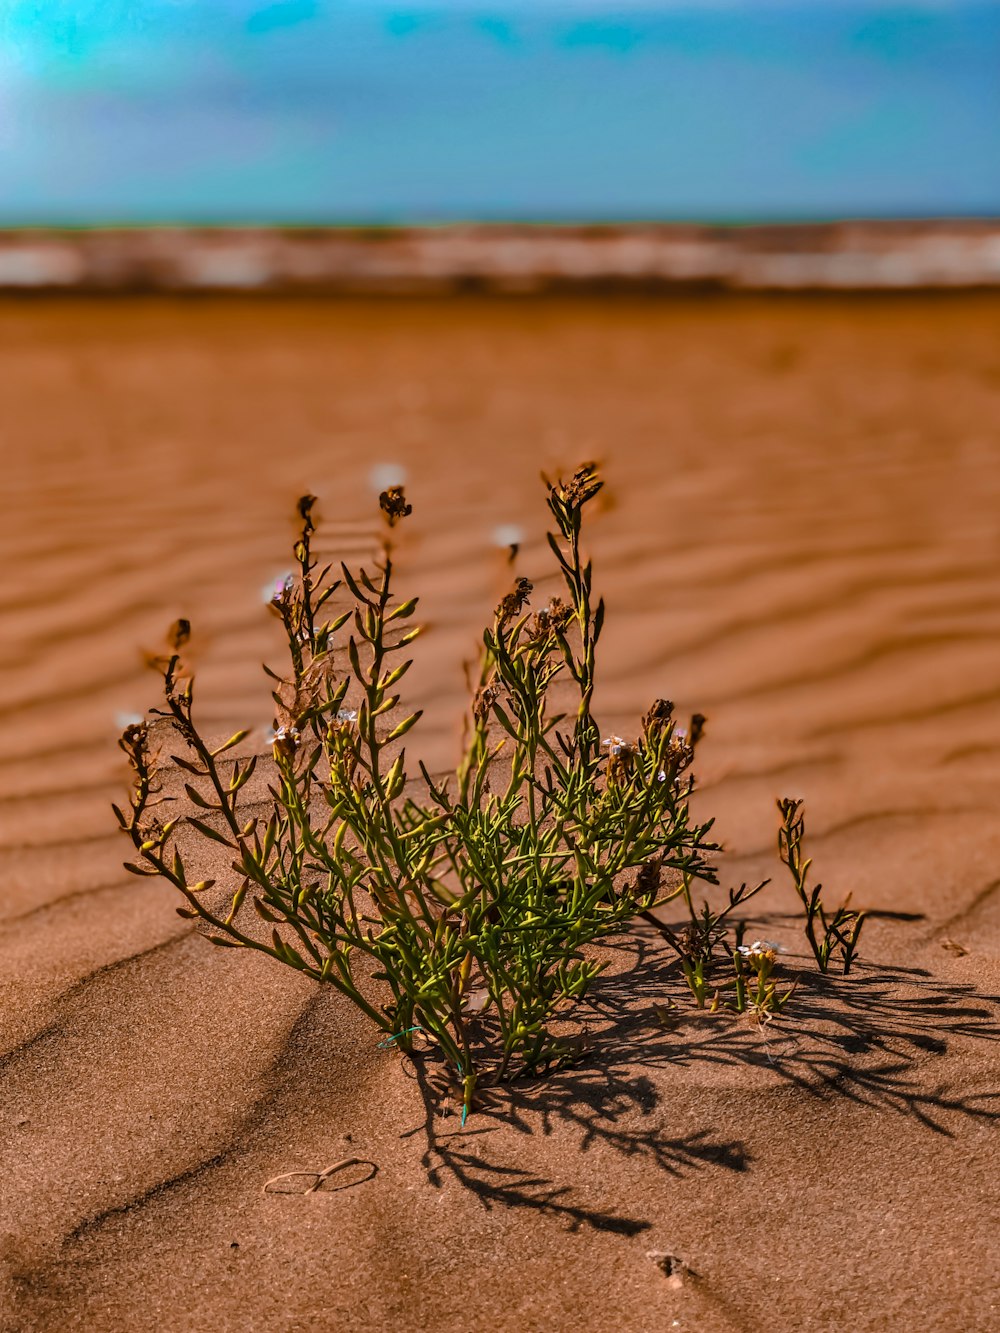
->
[[2, 296, 999, 1332]]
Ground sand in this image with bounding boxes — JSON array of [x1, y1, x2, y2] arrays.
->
[[1, 295, 999, 1332]]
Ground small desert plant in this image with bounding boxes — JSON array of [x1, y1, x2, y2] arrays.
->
[[117, 470, 867, 1120], [777, 797, 865, 974], [117, 467, 724, 1120], [729, 937, 797, 1020], [653, 887, 797, 1019], [651, 877, 769, 1009]]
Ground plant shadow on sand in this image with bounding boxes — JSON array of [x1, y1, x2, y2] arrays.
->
[[398, 926, 1000, 1237]]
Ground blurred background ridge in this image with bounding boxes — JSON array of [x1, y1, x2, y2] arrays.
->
[[2, 222, 999, 293]]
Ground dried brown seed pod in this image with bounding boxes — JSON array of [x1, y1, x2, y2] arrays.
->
[[297, 494, 318, 530], [635, 857, 662, 898], [379, 485, 412, 526], [472, 681, 501, 722], [497, 576, 533, 624], [550, 462, 603, 511], [642, 698, 674, 738]]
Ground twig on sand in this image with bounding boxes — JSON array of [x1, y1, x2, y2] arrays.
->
[[262, 1156, 378, 1196]]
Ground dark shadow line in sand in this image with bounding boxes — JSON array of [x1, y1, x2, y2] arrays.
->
[[0, 878, 138, 929], [733, 804, 994, 867], [939, 740, 1000, 765], [628, 556, 1000, 679], [1, 827, 121, 853], [9, 992, 325, 1307], [0, 664, 151, 723], [0, 1023, 66, 1080], [0, 735, 110, 771], [931, 876, 1000, 938], [62, 1151, 231, 1249], [658, 539, 932, 597], [695, 749, 843, 796], [0, 777, 121, 806], [0, 594, 179, 664], [815, 803, 993, 840], [706, 909, 929, 930], [808, 682, 1000, 739], [706, 629, 1000, 711], [0, 930, 192, 1071]]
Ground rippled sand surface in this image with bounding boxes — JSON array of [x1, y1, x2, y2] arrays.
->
[[2, 296, 999, 1332]]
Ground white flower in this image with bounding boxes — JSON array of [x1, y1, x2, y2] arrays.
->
[[336, 709, 357, 723], [492, 523, 525, 550], [265, 572, 294, 605], [267, 723, 300, 747], [369, 462, 407, 493], [736, 939, 785, 959], [602, 734, 627, 757], [657, 769, 667, 783]]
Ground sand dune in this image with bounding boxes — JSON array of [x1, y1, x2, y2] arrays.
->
[[2, 296, 999, 1331]]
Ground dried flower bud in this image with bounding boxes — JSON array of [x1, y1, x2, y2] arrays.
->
[[642, 698, 674, 739], [473, 681, 501, 723], [551, 462, 602, 511], [379, 485, 412, 526], [297, 494, 317, 533], [120, 720, 149, 757], [667, 726, 694, 770], [677, 924, 700, 961], [635, 857, 662, 900], [777, 797, 804, 822], [497, 577, 533, 625], [169, 618, 191, 651], [602, 734, 636, 782], [526, 597, 573, 644], [777, 797, 806, 863]]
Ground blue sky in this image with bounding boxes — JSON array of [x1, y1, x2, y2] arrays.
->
[[0, 2, 997, 224]]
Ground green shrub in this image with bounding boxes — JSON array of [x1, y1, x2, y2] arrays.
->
[[117, 466, 859, 1120]]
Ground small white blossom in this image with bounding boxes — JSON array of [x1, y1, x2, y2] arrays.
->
[[336, 709, 358, 723], [657, 769, 667, 782], [602, 734, 627, 757], [369, 462, 407, 493], [265, 573, 294, 605], [492, 523, 525, 550], [736, 939, 785, 960], [268, 723, 300, 747]]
